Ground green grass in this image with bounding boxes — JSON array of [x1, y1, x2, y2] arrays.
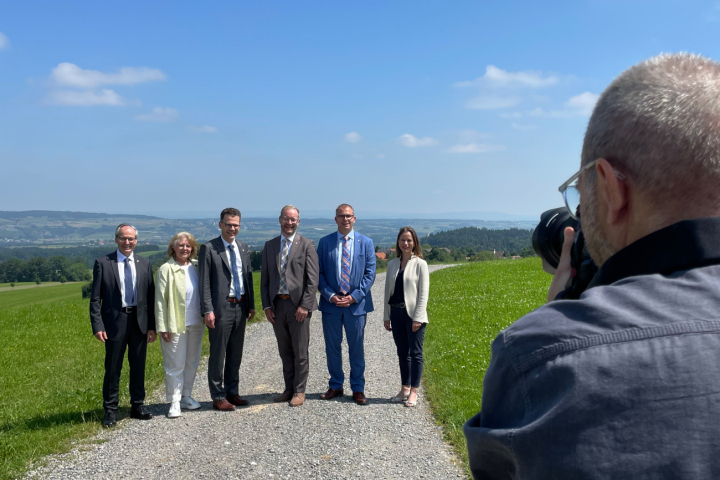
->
[[0, 274, 264, 480], [0, 283, 84, 309], [137, 250, 163, 257], [424, 258, 552, 473]]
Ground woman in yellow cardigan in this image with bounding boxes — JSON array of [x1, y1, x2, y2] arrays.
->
[[155, 232, 205, 418], [383, 226, 429, 408]]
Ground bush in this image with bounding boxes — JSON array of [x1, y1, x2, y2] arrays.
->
[[60, 276, 67, 284], [81, 283, 92, 299]]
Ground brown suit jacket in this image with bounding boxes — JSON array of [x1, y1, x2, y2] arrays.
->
[[260, 233, 319, 313]]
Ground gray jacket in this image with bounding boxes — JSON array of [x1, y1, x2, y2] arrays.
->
[[465, 217, 720, 479], [260, 233, 319, 312], [198, 236, 255, 318]]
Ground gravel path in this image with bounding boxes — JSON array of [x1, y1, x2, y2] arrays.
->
[[26, 267, 465, 480]]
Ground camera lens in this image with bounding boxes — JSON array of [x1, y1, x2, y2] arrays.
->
[[532, 207, 579, 269]]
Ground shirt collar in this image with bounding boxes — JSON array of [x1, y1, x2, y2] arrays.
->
[[281, 232, 296, 244], [588, 216, 720, 289], [222, 237, 236, 249], [337, 229, 354, 241], [117, 250, 134, 263]]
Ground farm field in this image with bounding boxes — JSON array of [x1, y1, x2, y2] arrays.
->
[[0, 274, 264, 480], [423, 258, 552, 472]]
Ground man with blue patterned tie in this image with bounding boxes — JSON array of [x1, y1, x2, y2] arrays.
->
[[198, 208, 256, 411], [317, 204, 376, 405], [90, 224, 156, 428]]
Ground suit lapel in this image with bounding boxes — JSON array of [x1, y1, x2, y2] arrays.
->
[[287, 234, 302, 265], [110, 252, 122, 294], [134, 255, 144, 299], [352, 234, 362, 279], [214, 237, 231, 272]]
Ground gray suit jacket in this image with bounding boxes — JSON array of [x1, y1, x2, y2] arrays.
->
[[198, 236, 255, 318], [260, 234, 319, 313], [89, 251, 155, 337]]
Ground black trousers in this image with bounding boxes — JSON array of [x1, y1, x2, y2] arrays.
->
[[103, 311, 147, 411], [207, 302, 247, 400], [271, 297, 311, 393], [390, 306, 426, 389]]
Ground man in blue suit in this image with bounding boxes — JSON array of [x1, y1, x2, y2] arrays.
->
[[317, 204, 376, 405]]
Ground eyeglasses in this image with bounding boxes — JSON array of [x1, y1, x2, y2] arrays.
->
[[221, 222, 240, 229], [117, 237, 137, 242], [336, 214, 354, 220], [280, 216, 299, 224], [558, 159, 626, 219]]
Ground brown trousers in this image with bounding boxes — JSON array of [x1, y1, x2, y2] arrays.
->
[[271, 297, 311, 393]]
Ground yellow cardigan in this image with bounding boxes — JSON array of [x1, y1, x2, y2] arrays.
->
[[155, 258, 203, 334]]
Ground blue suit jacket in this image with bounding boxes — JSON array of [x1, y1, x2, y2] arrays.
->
[[317, 231, 376, 316]]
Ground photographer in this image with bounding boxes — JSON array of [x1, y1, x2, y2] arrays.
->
[[464, 53, 720, 479]]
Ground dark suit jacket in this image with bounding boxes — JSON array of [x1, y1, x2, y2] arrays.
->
[[198, 236, 255, 318], [260, 234, 319, 313], [89, 251, 156, 338]]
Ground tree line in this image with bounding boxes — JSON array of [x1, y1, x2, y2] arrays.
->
[[420, 227, 533, 254], [0, 256, 92, 284]]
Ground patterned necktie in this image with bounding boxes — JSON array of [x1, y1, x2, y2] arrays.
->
[[123, 257, 135, 305], [340, 236, 351, 294], [227, 244, 242, 296], [278, 238, 290, 294]]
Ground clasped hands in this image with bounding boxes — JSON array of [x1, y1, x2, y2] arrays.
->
[[330, 294, 356, 308]]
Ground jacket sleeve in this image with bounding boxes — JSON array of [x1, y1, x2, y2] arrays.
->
[[154, 264, 168, 332], [198, 243, 213, 315], [260, 242, 271, 310], [350, 237, 376, 304], [246, 267, 255, 311], [383, 260, 394, 322], [302, 240, 319, 310], [464, 333, 524, 479], [146, 260, 156, 331], [412, 260, 430, 323], [89, 259, 105, 335], [317, 238, 336, 301]]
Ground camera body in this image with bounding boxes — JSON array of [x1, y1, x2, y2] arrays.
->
[[532, 207, 597, 299]]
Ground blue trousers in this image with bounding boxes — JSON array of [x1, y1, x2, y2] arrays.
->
[[321, 309, 366, 392]]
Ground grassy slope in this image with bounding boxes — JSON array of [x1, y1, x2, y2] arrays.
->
[[0, 274, 264, 480], [423, 258, 551, 472]]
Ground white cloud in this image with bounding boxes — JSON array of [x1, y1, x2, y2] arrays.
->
[[51, 62, 167, 89], [466, 95, 522, 110], [188, 125, 218, 133], [447, 143, 505, 154], [455, 65, 560, 89], [500, 112, 523, 119], [46, 89, 126, 106], [529, 92, 599, 118], [399, 134, 438, 148], [511, 123, 536, 131], [565, 92, 599, 115], [134, 107, 179, 122], [0, 32, 9, 50], [344, 132, 362, 143]]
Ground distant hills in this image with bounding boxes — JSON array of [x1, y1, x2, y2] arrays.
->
[[421, 227, 533, 254]]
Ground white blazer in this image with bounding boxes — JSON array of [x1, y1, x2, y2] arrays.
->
[[383, 255, 430, 323]]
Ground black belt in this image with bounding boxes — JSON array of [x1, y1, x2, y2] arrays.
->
[[121, 306, 136, 314], [389, 303, 406, 309]]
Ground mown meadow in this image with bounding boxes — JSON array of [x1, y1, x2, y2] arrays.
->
[[0, 275, 265, 480], [424, 258, 552, 472]]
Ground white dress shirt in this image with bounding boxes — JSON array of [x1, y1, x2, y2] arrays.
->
[[116, 250, 137, 307], [336, 230, 355, 286], [182, 264, 202, 326], [222, 237, 245, 297]]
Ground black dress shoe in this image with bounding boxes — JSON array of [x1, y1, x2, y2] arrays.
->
[[130, 405, 153, 420], [103, 410, 117, 428]]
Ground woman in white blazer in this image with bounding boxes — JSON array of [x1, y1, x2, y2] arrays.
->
[[383, 226, 429, 407], [155, 232, 205, 418]]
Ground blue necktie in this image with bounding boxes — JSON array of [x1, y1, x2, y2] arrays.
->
[[227, 244, 242, 297], [124, 257, 135, 305]]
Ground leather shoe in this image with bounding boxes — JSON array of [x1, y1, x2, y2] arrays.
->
[[102, 410, 116, 428], [353, 391, 368, 406], [226, 394, 249, 406], [289, 393, 305, 407], [130, 405, 153, 420], [212, 399, 236, 411], [274, 389, 293, 403], [320, 388, 344, 400]]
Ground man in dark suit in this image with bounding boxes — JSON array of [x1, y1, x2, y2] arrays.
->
[[261, 205, 319, 407], [198, 207, 256, 411], [317, 204, 376, 405], [90, 224, 156, 428]]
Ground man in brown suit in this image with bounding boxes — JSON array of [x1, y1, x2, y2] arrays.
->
[[261, 205, 319, 407]]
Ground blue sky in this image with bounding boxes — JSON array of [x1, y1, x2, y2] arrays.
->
[[1, 0, 719, 219]]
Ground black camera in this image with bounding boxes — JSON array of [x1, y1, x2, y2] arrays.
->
[[532, 207, 597, 299]]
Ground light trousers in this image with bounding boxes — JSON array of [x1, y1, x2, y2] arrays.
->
[[160, 322, 205, 402]]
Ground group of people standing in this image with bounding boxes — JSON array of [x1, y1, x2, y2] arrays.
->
[[89, 204, 430, 427]]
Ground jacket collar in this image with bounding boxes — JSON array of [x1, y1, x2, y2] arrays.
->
[[588, 216, 720, 289]]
